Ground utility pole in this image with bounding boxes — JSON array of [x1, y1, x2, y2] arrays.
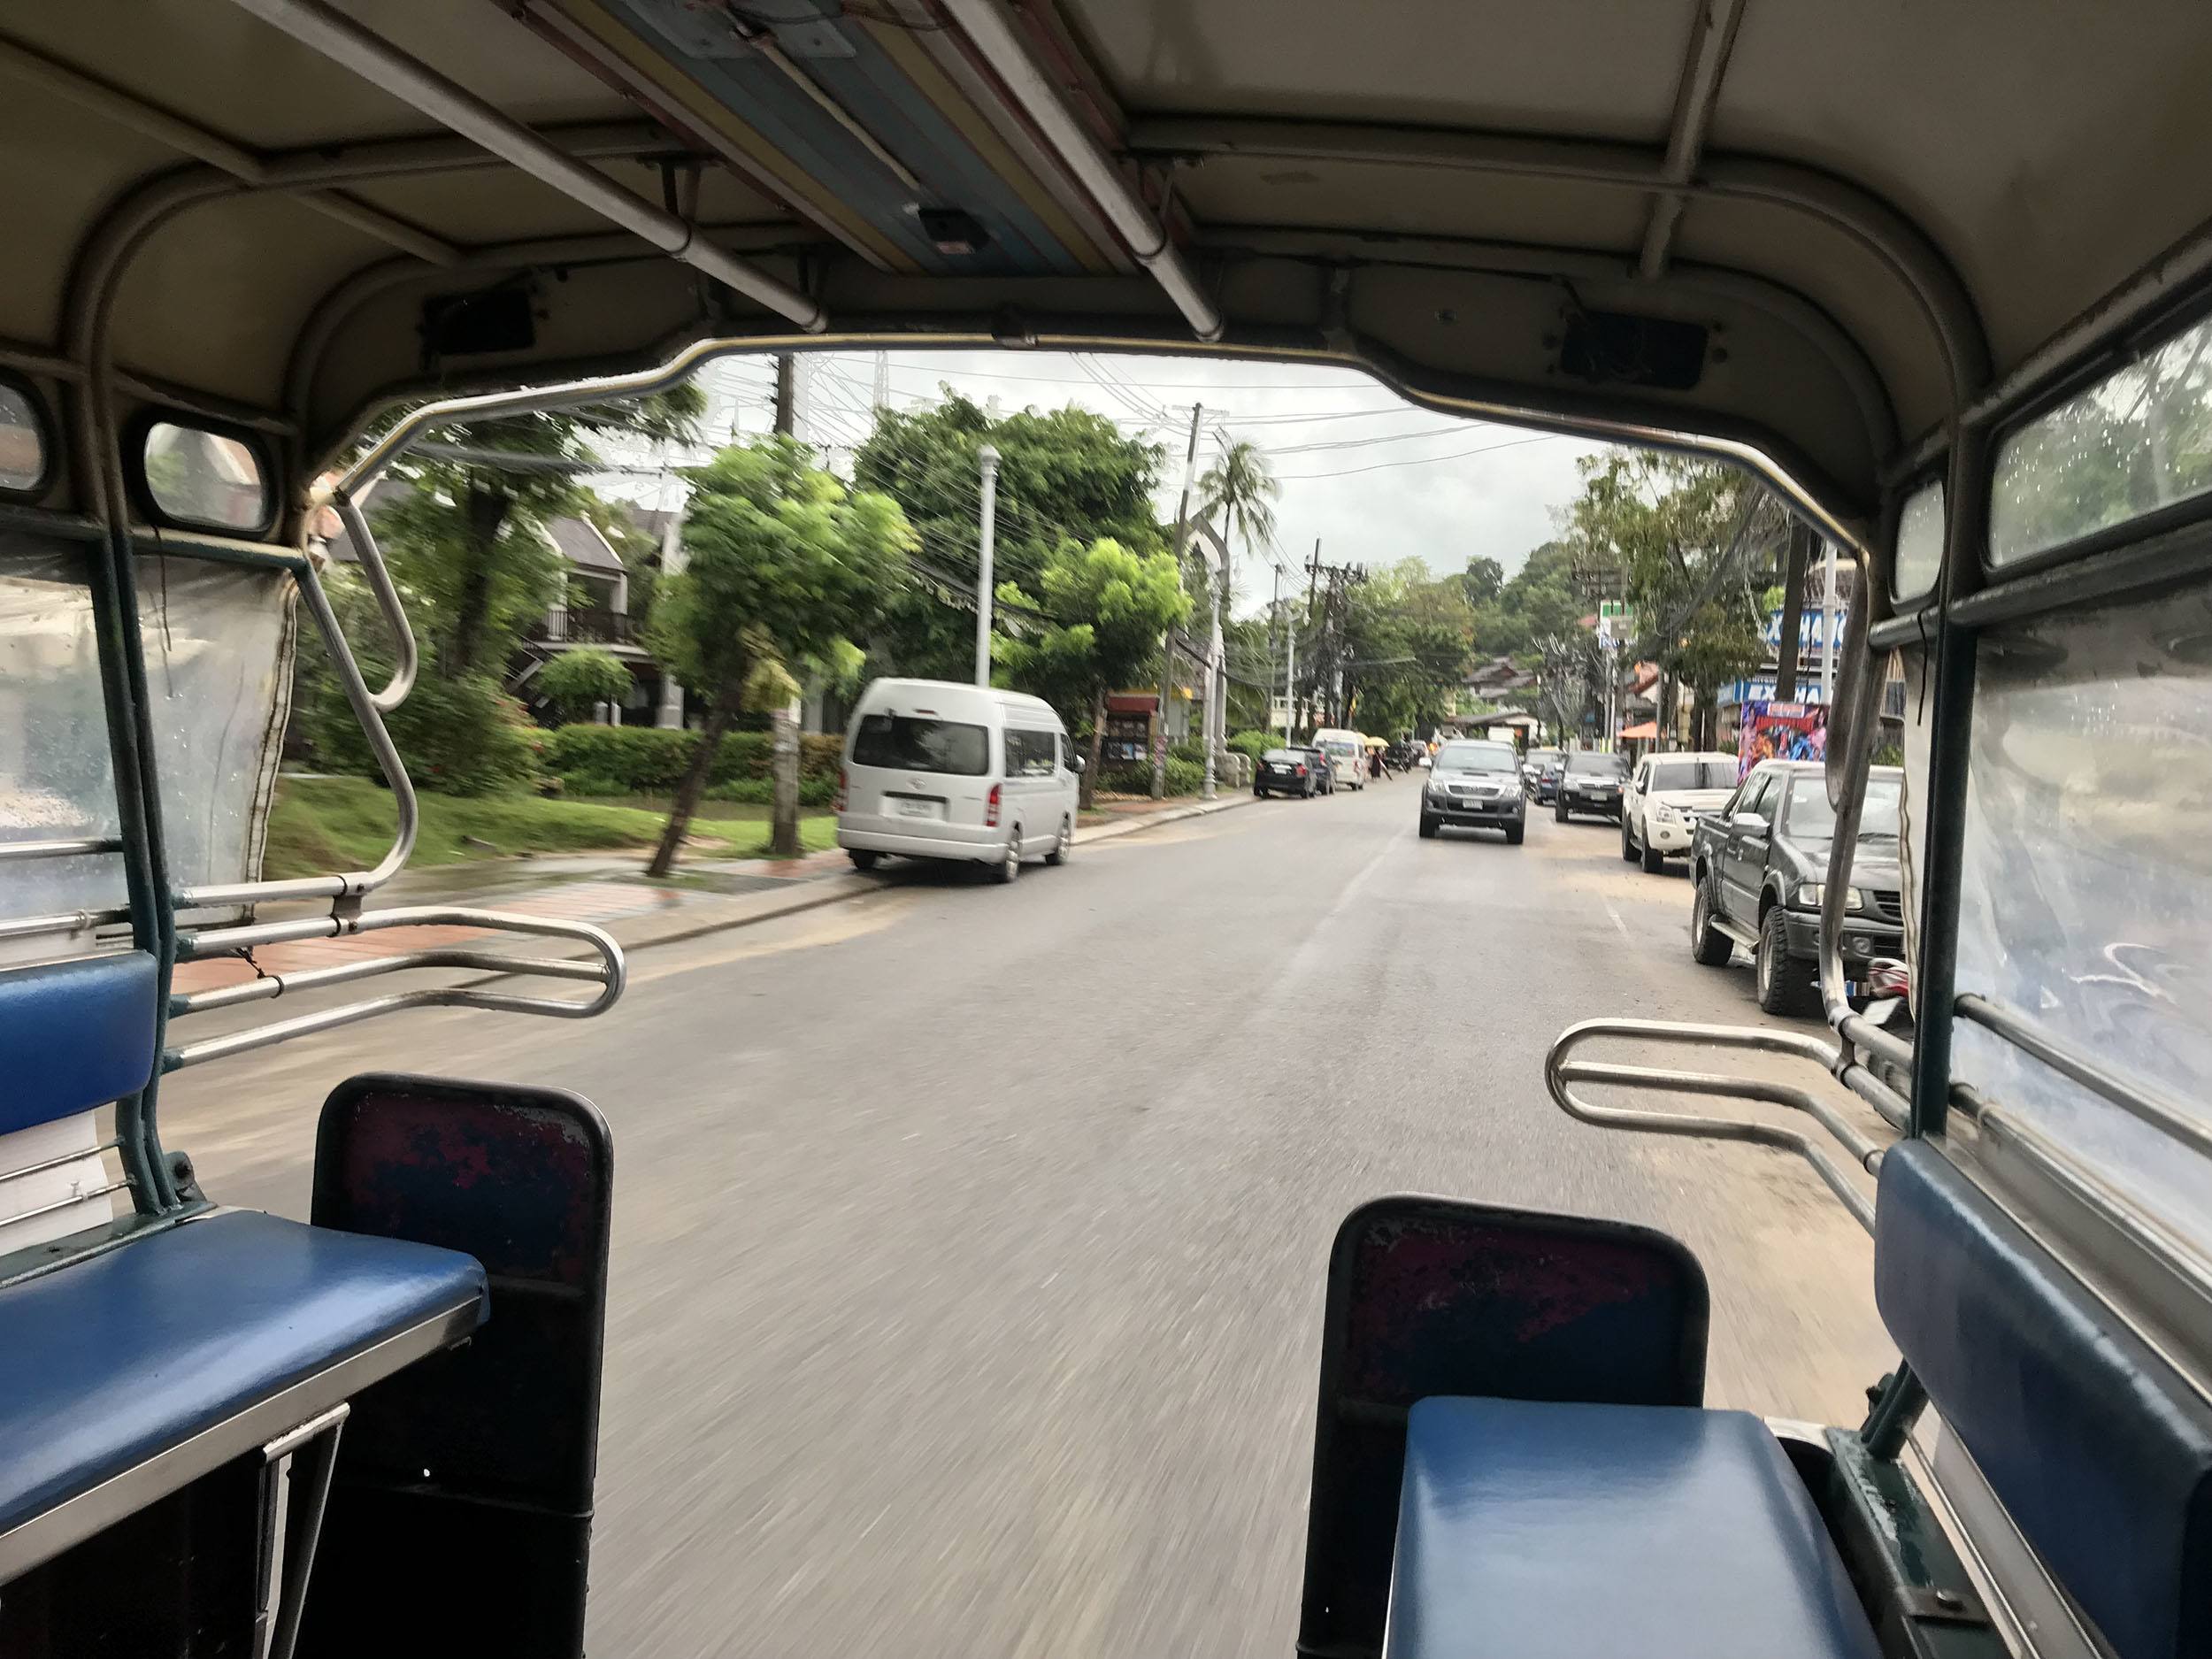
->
[[1197, 519, 1225, 801], [768, 353, 802, 857], [1277, 564, 1294, 743], [1155, 402, 1202, 799], [1774, 517, 1811, 702], [974, 444, 1000, 687]]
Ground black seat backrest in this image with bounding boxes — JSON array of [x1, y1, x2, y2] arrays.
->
[[1875, 1142, 2212, 1659]]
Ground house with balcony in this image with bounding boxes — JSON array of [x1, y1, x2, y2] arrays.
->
[[313, 480, 675, 726]]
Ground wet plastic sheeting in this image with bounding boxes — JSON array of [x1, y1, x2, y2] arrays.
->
[[0, 542, 294, 955], [1954, 584, 2212, 1247]]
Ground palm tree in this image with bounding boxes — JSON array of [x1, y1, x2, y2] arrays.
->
[[1197, 438, 1280, 575]]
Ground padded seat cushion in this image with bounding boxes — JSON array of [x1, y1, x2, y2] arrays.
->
[[1387, 1395, 1880, 1659], [0, 1210, 486, 1538], [0, 950, 158, 1134]]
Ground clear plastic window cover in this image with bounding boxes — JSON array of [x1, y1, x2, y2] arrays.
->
[[1951, 585, 2212, 1249], [1893, 479, 1944, 601], [0, 543, 294, 941], [142, 420, 266, 532], [1989, 310, 2212, 565], [0, 384, 42, 493]]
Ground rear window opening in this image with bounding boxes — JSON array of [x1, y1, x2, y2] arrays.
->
[[851, 714, 987, 776]]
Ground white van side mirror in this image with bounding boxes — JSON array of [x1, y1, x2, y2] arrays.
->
[[1069, 756, 1086, 774]]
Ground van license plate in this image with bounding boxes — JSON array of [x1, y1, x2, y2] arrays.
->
[[892, 797, 942, 820]]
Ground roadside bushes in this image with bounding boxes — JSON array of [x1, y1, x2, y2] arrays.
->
[[543, 724, 842, 796], [299, 669, 542, 797], [1227, 729, 1277, 763], [1096, 757, 1205, 796]]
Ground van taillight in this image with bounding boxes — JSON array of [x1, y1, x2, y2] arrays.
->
[[834, 765, 847, 812], [985, 782, 1002, 827]]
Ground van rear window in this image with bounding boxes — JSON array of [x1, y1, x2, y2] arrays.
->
[[852, 714, 987, 775]]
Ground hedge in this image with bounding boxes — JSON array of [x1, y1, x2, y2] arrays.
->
[[545, 724, 842, 795], [1097, 756, 1205, 796]]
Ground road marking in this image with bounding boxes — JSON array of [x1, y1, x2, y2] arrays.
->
[[1602, 895, 1632, 941]]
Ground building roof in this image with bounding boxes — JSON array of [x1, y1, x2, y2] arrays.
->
[[543, 514, 626, 575]]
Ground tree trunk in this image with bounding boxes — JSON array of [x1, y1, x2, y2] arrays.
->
[[1080, 686, 1105, 810], [770, 697, 801, 857], [647, 674, 741, 878], [447, 480, 513, 678]]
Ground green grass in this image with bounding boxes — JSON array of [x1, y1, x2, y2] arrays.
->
[[264, 776, 833, 879]]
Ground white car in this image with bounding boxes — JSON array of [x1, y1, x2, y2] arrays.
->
[[1622, 750, 1740, 872], [1310, 728, 1367, 790], [837, 678, 1079, 883]]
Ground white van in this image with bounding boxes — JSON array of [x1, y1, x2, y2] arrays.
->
[[836, 679, 1080, 883], [1310, 727, 1367, 790]]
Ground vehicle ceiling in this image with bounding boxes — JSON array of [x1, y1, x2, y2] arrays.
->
[[5, 0, 2211, 540]]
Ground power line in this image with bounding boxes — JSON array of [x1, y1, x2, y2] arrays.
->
[[1273, 433, 1567, 480]]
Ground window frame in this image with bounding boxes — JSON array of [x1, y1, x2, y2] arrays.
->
[[127, 409, 278, 538]]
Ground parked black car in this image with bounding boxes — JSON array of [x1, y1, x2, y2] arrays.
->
[[1255, 748, 1320, 797], [1524, 748, 1564, 802], [1554, 749, 1628, 821], [1687, 759, 1907, 1015], [1419, 738, 1526, 843], [1297, 744, 1335, 795]]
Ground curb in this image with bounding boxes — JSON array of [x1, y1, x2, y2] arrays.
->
[[485, 791, 1265, 975]]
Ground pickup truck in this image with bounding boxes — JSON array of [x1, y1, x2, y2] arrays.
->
[[1687, 759, 1907, 1014]]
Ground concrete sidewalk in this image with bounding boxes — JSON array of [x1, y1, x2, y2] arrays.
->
[[173, 789, 1258, 996]]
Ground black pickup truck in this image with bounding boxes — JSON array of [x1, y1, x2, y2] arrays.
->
[[1686, 759, 1907, 1015]]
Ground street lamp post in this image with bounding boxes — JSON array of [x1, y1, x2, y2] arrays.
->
[[975, 443, 999, 687]]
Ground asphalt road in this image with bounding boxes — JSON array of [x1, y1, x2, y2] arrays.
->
[[169, 777, 1894, 1657]]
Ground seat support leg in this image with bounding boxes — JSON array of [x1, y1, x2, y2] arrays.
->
[[254, 1402, 349, 1659]]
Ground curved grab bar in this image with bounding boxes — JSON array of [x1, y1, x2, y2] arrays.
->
[[163, 905, 625, 1070], [173, 556, 419, 909], [1545, 1018, 1898, 1234], [331, 485, 417, 712]]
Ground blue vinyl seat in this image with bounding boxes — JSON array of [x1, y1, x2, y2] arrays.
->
[[0, 1210, 486, 1563], [1386, 1394, 1880, 1659]]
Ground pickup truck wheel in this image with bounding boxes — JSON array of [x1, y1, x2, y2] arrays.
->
[[1640, 836, 1666, 874], [1755, 904, 1818, 1015], [1554, 800, 1569, 823], [1621, 818, 1637, 861], [1419, 813, 1440, 839], [1505, 821, 1525, 846], [1689, 875, 1733, 966]]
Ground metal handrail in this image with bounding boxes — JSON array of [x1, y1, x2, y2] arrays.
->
[[1545, 1018, 1898, 1233], [173, 554, 418, 909], [164, 905, 625, 1070], [0, 837, 121, 861], [330, 484, 416, 712]]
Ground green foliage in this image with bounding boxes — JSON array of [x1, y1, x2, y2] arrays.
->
[[378, 386, 703, 678], [1227, 729, 1279, 762], [649, 435, 915, 703], [852, 394, 1165, 681], [299, 667, 541, 796], [1098, 757, 1204, 795], [533, 649, 633, 722], [262, 774, 773, 878], [1469, 540, 1585, 661], [1335, 557, 1475, 734], [544, 725, 841, 794], [1198, 439, 1279, 568], [993, 536, 1191, 730]]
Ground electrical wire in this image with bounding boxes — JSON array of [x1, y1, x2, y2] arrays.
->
[[1273, 433, 1568, 480]]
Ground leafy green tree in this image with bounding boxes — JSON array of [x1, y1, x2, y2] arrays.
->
[[645, 436, 915, 875], [994, 537, 1191, 808], [1339, 558, 1473, 733], [1558, 451, 1766, 748], [852, 394, 1165, 680], [382, 388, 703, 678], [1460, 555, 1505, 609], [533, 648, 633, 725]]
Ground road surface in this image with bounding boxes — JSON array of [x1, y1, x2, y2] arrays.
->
[[167, 777, 1893, 1657]]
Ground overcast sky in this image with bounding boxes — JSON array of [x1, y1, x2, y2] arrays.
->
[[604, 349, 1606, 612]]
